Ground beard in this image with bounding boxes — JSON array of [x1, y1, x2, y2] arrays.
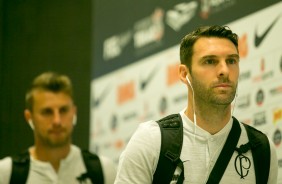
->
[[191, 75, 237, 106], [37, 128, 72, 148]]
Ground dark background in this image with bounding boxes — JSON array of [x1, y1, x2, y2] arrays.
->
[[0, 0, 92, 158]]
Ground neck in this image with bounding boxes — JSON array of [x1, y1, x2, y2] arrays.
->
[[30, 143, 71, 172], [186, 97, 232, 135]]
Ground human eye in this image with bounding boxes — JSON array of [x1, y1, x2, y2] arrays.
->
[[60, 106, 70, 115], [204, 59, 216, 65], [41, 109, 53, 116], [227, 54, 239, 64], [226, 58, 238, 64]]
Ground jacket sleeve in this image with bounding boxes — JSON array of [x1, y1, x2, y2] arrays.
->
[[0, 157, 13, 184], [114, 121, 161, 184], [99, 155, 117, 184]]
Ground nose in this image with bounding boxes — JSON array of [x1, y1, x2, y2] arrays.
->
[[217, 61, 229, 78], [53, 111, 61, 125]]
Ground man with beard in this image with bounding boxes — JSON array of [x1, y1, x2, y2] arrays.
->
[[114, 25, 278, 184], [0, 72, 116, 184]]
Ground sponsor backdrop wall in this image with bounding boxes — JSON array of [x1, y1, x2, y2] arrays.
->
[[91, 0, 282, 181]]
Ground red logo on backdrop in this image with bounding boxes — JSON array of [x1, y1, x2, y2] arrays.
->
[[273, 108, 282, 124], [167, 63, 179, 86], [253, 57, 274, 82], [238, 33, 248, 59], [117, 80, 135, 104], [114, 139, 125, 150]]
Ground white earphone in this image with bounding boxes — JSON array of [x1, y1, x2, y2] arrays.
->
[[72, 115, 77, 126], [186, 75, 193, 88], [28, 119, 35, 130], [185, 74, 197, 141]]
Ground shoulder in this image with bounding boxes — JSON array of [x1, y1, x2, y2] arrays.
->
[[240, 122, 270, 145], [0, 156, 12, 184], [141, 119, 160, 131], [99, 155, 116, 168], [237, 120, 267, 141], [121, 119, 161, 160], [0, 156, 12, 166], [242, 123, 266, 135], [115, 120, 161, 183], [129, 120, 161, 147], [139, 119, 160, 131], [70, 144, 82, 154], [0, 156, 12, 169], [99, 155, 117, 184], [124, 119, 162, 161]]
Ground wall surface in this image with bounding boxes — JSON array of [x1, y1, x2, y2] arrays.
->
[[90, 0, 282, 182], [0, 0, 91, 158]]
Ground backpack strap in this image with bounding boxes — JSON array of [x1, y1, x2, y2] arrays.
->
[[153, 114, 184, 184], [243, 123, 270, 184], [10, 150, 30, 184], [10, 149, 105, 184], [80, 150, 104, 184], [206, 117, 241, 184]]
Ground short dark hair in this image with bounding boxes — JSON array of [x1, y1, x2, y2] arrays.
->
[[180, 25, 239, 72], [25, 72, 73, 111]]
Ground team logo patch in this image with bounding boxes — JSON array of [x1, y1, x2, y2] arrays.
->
[[234, 154, 251, 179], [234, 144, 252, 179]]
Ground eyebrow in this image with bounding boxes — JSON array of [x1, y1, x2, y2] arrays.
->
[[40, 104, 71, 111], [227, 54, 240, 59], [201, 54, 240, 60]]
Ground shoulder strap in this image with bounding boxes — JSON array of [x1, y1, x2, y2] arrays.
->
[[243, 123, 270, 184], [153, 114, 184, 184], [10, 150, 30, 184], [206, 117, 241, 184], [10, 149, 105, 184], [81, 150, 104, 184]]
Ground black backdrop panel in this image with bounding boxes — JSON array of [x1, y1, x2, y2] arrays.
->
[[92, 0, 280, 78]]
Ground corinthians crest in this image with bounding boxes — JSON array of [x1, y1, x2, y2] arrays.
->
[[234, 143, 252, 179]]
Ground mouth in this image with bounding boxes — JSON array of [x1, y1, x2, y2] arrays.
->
[[49, 129, 64, 134], [214, 83, 232, 88], [213, 83, 235, 95]]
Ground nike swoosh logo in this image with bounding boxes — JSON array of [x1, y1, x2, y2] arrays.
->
[[92, 85, 111, 107], [140, 66, 158, 91], [254, 14, 280, 47]]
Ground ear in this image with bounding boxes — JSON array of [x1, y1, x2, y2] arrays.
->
[[24, 109, 34, 130], [179, 64, 191, 85], [24, 109, 31, 123]]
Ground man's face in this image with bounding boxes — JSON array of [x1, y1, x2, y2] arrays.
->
[[189, 37, 239, 106], [28, 90, 76, 148]]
